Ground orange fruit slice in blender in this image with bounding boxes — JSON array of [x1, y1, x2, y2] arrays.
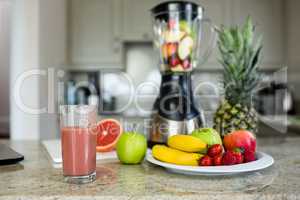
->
[[96, 119, 123, 152]]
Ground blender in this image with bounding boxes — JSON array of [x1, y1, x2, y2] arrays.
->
[[149, 1, 216, 146]]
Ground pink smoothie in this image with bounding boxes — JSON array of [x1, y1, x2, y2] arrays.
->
[[61, 127, 96, 176]]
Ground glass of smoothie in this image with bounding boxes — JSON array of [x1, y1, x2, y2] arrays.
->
[[60, 105, 97, 184]]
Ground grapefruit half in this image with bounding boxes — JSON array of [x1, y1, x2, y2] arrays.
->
[[96, 119, 122, 152]]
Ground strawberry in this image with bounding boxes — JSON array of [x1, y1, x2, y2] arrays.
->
[[231, 148, 244, 164], [208, 144, 223, 157], [222, 150, 236, 165], [234, 151, 244, 164], [244, 150, 256, 163], [169, 55, 180, 67], [213, 155, 223, 166], [182, 59, 191, 69], [199, 155, 213, 166]]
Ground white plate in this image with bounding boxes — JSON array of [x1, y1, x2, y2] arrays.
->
[[146, 151, 274, 176]]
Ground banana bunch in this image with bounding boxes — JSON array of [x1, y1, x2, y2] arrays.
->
[[152, 135, 207, 166]]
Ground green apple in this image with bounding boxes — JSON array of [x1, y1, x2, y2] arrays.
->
[[179, 20, 192, 34], [179, 20, 197, 40], [191, 128, 222, 153], [178, 36, 194, 60], [116, 132, 147, 164]]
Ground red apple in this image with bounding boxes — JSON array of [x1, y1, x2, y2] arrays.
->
[[223, 130, 256, 153]]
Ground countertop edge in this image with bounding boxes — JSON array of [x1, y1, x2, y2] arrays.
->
[[1, 193, 300, 200]]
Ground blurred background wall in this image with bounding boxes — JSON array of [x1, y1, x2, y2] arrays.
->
[[0, 0, 299, 140]]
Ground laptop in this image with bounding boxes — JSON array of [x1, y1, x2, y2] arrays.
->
[[0, 144, 24, 165]]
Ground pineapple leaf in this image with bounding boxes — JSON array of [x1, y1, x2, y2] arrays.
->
[[217, 16, 262, 106], [230, 27, 244, 57], [245, 46, 262, 77], [254, 35, 263, 53], [243, 16, 254, 48], [236, 29, 244, 57], [218, 41, 229, 54], [223, 28, 235, 49]]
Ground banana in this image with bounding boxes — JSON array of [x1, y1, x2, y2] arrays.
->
[[152, 145, 203, 166], [167, 135, 207, 153]]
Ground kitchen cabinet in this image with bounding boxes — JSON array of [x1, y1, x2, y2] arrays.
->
[[121, 0, 163, 41], [198, 0, 285, 70], [120, 0, 285, 70], [69, 0, 123, 68], [231, 0, 285, 70], [68, 0, 286, 70], [120, 0, 230, 42], [285, 0, 300, 87]]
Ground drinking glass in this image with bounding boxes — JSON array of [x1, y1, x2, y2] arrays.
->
[[60, 105, 97, 184]]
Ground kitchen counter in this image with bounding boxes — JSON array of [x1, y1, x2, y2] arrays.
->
[[0, 137, 300, 200]]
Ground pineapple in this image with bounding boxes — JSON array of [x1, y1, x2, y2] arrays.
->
[[213, 17, 262, 136]]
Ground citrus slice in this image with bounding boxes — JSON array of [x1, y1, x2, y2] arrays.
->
[[96, 119, 122, 152]]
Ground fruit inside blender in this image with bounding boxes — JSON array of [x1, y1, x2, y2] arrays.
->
[[160, 18, 196, 73]]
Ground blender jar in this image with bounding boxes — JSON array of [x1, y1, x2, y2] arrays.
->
[[151, 1, 216, 73]]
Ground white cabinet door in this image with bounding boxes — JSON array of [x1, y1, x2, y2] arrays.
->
[[197, 0, 231, 27], [231, 0, 284, 70], [69, 0, 122, 67], [196, 0, 231, 69], [121, 0, 164, 41]]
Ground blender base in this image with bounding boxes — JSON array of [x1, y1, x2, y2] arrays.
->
[[148, 114, 204, 145]]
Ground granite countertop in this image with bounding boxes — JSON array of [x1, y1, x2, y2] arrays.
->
[[0, 137, 300, 200]]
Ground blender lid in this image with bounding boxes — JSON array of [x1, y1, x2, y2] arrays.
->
[[151, 1, 203, 18]]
